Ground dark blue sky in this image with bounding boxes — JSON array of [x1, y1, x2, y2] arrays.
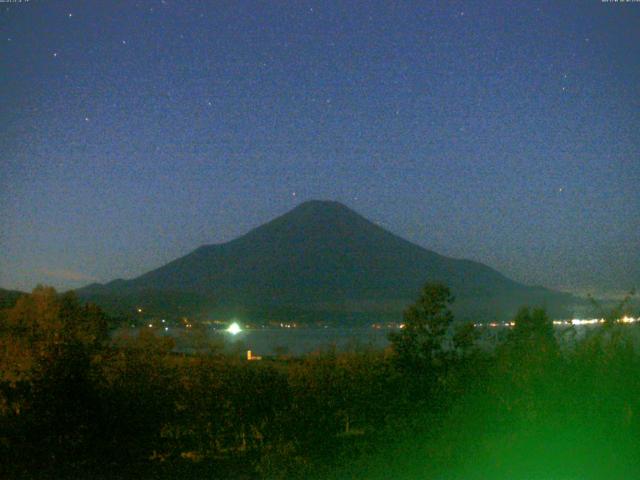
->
[[1, 1, 638, 294]]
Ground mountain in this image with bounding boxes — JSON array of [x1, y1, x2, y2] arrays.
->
[[77, 200, 575, 322]]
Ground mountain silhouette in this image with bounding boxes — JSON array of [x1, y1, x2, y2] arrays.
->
[[78, 200, 573, 322]]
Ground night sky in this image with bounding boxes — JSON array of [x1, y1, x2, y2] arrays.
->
[[1, 1, 639, 294]]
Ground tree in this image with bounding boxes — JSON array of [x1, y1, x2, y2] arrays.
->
[[507, 307, 557, 355], [389, 282, 455, 372], [452, 321, 479, 357], [493, 307, 560, 423], [0, 286, 108, 474]]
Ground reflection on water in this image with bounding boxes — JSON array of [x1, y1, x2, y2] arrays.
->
[[114, 320, 640, 357]]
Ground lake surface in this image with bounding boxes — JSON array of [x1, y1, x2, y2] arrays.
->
[[116, 326, 393, 356], [114, 322, 640, 357], [217, 327, 393, 355]]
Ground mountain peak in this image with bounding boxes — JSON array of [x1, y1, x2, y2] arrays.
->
[[291, 200, 353, 214], [234, 199, 371, 247], [253, 200, 369, 236]]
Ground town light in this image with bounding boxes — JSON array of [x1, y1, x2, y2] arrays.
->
[[227, 322, 242, 335]]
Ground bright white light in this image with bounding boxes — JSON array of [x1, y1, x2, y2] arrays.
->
[[227, 322, 242, 335]]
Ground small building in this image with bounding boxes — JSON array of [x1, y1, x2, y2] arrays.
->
[[247, 350, 262, 361]]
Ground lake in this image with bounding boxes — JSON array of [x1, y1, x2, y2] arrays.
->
[[114, 326, 393, 356], [113, 321, 640, 357]]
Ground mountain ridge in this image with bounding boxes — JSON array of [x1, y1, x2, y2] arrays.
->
[[77, 200, 574, 321]]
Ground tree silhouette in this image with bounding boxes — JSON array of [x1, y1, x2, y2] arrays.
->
[[389, 282, 455, 372], [0, 286, 108, 473]]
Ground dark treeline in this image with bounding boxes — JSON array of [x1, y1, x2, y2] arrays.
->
[[1, 285, 639, 479]]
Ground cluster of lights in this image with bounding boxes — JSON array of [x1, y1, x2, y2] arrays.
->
[[147, 323, 169, 331], [372, 322, 408, 329], [143, 318, 175, 332], [554, 319, 603, 326], [471, 317, 638, 328], [554, 316, 638, 326], [472, 322, 516, 328]]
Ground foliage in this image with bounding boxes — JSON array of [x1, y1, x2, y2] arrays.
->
[[1, 285, 640, 478], [388, 282, 455, 372], [0, 286, 108, 476]]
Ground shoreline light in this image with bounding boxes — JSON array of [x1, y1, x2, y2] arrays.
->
[[227, 322, 242, 335], [472, 317, 638, 328]]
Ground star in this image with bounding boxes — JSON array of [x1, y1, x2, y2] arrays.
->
[[68, 13, 73, 18], [84, 117, 90, 122], [52, 52, 58, 57]]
